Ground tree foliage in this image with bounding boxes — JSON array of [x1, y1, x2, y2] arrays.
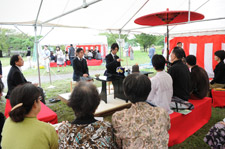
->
[[99, 32, 128, 46], [0, 28, 41, 56], [134, 33, 157, 52]]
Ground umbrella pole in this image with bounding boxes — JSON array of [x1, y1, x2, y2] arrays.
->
[[167, 25, 169, 61]]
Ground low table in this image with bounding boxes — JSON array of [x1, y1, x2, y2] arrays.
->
[[58, 93, 131, 117], [95, 71, 153, 103]]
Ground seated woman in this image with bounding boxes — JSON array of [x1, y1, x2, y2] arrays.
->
[[73, 48, 90, 81], [58, 81, 115, 148], [210, 50, 225, 88], [1, 83, 58, 149], [112, 74, 170, 148]]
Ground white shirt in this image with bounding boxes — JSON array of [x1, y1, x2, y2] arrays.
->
[[42, 49, 50, 59], [147, 71, 173, 114]]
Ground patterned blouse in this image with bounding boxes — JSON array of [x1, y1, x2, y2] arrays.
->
[[58, 120, 116, 149], [112, 102, 170, 149]]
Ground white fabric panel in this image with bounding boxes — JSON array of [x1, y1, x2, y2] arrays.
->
[[222, 43, 225, 50], [204, 43, 214, 78], [189, 43, 197, 56]]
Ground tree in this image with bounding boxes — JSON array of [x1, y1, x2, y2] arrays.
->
[[0, 28, 10, 56], [99, 32, 128, 47], [155, 35, 164, 46], [134, 33, 157, 52], [0, 27, 42, 56]]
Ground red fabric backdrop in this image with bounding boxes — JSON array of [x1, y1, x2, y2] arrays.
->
[[169, 35, 225, 70]]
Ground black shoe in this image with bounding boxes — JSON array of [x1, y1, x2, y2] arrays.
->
[[49, 98, 61, 103]]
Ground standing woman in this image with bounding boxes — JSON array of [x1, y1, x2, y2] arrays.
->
[[56, 46, 65, 72], [210, 50, 225, 88], [1, 84, 58, 149]]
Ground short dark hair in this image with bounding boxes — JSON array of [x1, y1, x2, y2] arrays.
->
[[172, 47, 185, 59], [76, 48, 83, 54], [111, 43, 119, 51], [215, 50, 225, 61], [10, 55, 19, 66], [68, 82, 100, 118], [44, 45, 48, 48], [123, 74, 151, 103], [56, 46, 60, 50], [9, 83, 41, 122], [152, 54, 165, 70], [0, 80, 4, 93], [177, 42, 182, 45], [70, 44, 73, 47], [186, 55, 196, 66]]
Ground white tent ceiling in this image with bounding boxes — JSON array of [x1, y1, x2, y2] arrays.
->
[[0, 0, 225, 39]]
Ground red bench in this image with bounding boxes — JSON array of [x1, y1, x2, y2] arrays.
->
[[168, 97, 212, 147], [87, 59, 102, 66], [4, 99, 58, 124], [50, 62, 66, 67], [211, 89, 225, 107]]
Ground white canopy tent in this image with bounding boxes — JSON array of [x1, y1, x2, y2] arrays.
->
[[1, 0, 225, 85], [1, 0, 225, 35]]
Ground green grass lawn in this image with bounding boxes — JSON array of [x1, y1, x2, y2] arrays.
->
[[0, 57, 11, 67], [0, 48, 223, 148]]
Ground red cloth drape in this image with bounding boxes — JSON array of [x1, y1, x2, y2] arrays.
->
[[169, 35, 225, 70], [4, 99, 58, 124], [168, 97, 212, 147], [211, 89, 225, 107]]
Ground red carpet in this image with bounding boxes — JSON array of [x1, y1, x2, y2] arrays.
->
[[168, 97, 212, 146], [4, 99, 58, 124]]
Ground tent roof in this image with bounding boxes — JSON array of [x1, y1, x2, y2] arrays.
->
[[0, 0, 225, 37]]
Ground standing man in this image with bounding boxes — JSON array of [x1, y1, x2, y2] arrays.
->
[[104, 43, 123, 80], [42, 45, 50, 72], [68, 44, 75, 66], [26, 46, 31, 68], [177, 42, 186, 61], [148, 45, 155, 66], [168, 47, 191, 101]]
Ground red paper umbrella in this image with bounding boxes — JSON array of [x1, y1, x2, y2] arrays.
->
[[134, 9, 204, 60]]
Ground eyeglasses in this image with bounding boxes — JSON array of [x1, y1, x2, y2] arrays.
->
[[38, 96, 42, 101]]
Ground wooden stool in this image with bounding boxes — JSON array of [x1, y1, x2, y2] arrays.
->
[[70, 81, 77, 92]]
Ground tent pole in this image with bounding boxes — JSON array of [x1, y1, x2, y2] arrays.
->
[[34, 25, 42, 87], [40, 0, 102, 25], [120, 0, 149, 30], [39, 27, 54, 42], [119, 30, 121, 58]]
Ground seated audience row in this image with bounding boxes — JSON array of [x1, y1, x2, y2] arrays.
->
[[186, 55, 209, 99], [1, 74, 170, 148], [210, 50, 225, 88]]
